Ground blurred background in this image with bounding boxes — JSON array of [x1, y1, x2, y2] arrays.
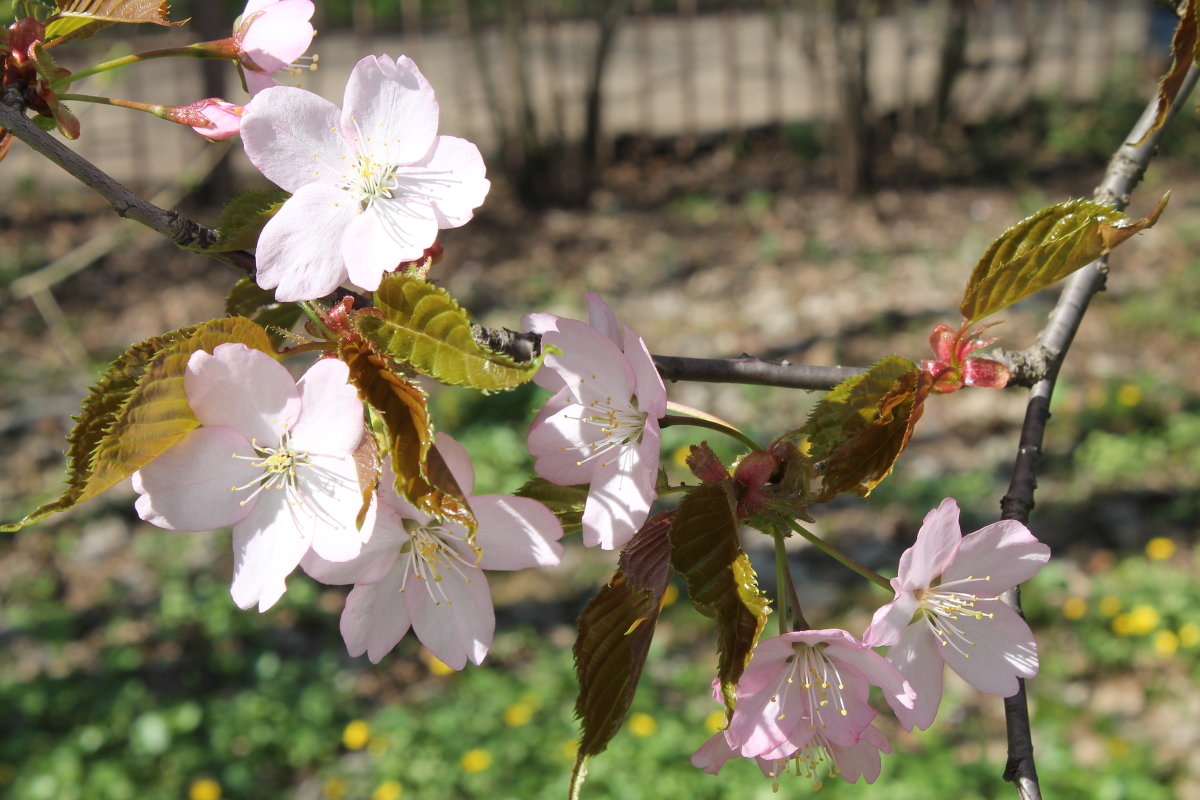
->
[[2, 1, 1200, 798]]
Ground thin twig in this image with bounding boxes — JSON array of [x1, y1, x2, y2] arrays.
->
[[0, 90, 255, 277], [997, 63, 1200, 800]]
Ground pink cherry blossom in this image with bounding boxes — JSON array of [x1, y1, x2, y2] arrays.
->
[[240, 54, 491, 301], [693, 721, 891, 786], [524, 294, 667, 550], [132, 344, 368, 612], [863, 498, 1051, 729], [722, 629, 915, 760], [184, 98, 245, 141], [302, 435, 564, 668], [234, 0, 316, 95]]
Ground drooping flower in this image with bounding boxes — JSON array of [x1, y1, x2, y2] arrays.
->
[[524, 293, 667, 550], [240, 54, 491, 301], [722, 629, 916, 760], [302, 435, 564, 668], [181, 98, 245, 141], [692, 721, 892, 787], [233, 0, 316, 95], [132, 343, 368, 612], [863, 498, 1051, 729]]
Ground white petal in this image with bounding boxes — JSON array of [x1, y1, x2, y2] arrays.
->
[[255, 182, 358, 301], [415, 135, 490, 229], [474, 495, 564, 570], [291, 358, 363, 454], [340, 55, 439, 165], [433, 433, 476, 498], [580, 443, 655, 550], [407, 563, 494, 669], [184, 344, 299, 444], [942, 520, 1051, 594], [132, 426, 259, 531], [301, 509, 401, 586], [242, 86, 347, 192], [862, 586, 920, 648], [897, 498, 962, 590], [297, 452, 371, 562], [940, 599, 1038, 695], [229, 495, 313, 611], [885, 627, 945, 730], [340, 569, 412, 662], [529, 401, 599, 485], [585, 293, 621, 346], [623, 326, 667, 419], [341, 199, 439, 291]]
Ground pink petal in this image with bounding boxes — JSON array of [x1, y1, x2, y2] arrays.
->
[[623, 326, 667, 419], [241, 86, 346, 192], [185, 344, 299, 444], [885, 626, 945, 730], [942, 519, 1051, 594], [433, 433, 476, 497], [254, 182, 357, 301], [898, 498, 962, 590], [419, 136, 491, 229], [341, 199, 439, 291], [132, 426, 259, 531], [732, 636, 796, 695], [406, 562, 494, 669], [862, 584, 919, 648], [821, 637, 917, 729], [938, 599, 1038, 696], [830, 723, 889, 783], [239, 0, 313, 74], [529, 401, 600, 486], [229, 495, 314, 611], [541, 318, 635, 404], [585, 293, 621, 346], [290, 358, 363, 454], [340, 55, 439, 165], [473, 495, 564, 570], [300, 453, 371, 562], [691, 734, 739, 775], [726, 676, 811, 758], [580, 443, 655, 550], [301, 506, 401, 586], [340, 569, 412, 662], [244, 68, 277, 96]]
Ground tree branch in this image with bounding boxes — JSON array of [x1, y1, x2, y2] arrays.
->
[[0, 90, 255, 276], [996, 63, 1200, 800]]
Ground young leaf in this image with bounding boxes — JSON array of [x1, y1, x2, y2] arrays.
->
[[2, 317, 275, 532], [515, 477, 588, 537], [44, 0, 181, 39], [570, 512, 674, 799], [1134, 0, 1198, 146], [669, 482, 770, 710], [13, 0, 57, 22], [797, 356, 931, 501], [338, 337, 474, 533], [959, 195, 1168, 324], [211, 190, 290, 253], [356, 274, 543, 393], [224, 276, 304, 336]]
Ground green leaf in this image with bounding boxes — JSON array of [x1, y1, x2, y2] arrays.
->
[[223, 277, 304, 338], [1134, 0, 1198, 146], [357, 274, 543, 393], [669, 483, 770, 711], [3, 317, 275, 532], [570, 512, 674, 800], [13, 0, 57, 22], [959, 195, 1169, 324], [211, 191, 290, 253], [515, 478, 587, 537], [339, 337, 474, 532], [795, 356, 930, 501]]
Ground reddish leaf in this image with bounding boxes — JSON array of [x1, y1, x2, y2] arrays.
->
[[1135, 0, 1198, 146]]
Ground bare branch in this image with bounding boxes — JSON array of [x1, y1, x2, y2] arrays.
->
[[0, 91, 254, 277], [996, 63, 1200, 800]]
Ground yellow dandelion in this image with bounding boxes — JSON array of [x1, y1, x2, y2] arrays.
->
[[1126, 604, 1160, 635], [504, 702, 534, 728], [629, 713, 657, 738], [1154, 630, 1179, 657], [1098, 595, 1122, 617], [324, 778, 348, 800], [1112, 613, 1133, 636], [704, 710, 727, 734], [189, 778, 221, 800], [1145, 537, 1175, 561], [662, 583, 679, 607], [1116, 384, 1142, 407], [1179, 622, 1200, 648], [672, 445, 692, 470], [342, 720, 371, 750], [1061, 597, 1087, 620], [424, 651, 456, 676], [461, 749, 492, 773], [373, 780, 403, 800]]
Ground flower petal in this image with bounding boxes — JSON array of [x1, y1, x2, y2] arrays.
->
[[529, 400, 599, 486], [341, 199, 439, 291], [229, 494, 313, 611], [624, 326, 667, 419], [340, 568, 412, 662], [473, 495, 564, 570], [938, 598, 1038, 696], [290, 357, 364, 454], [585, 292, 621, 346], [831, 723, 890, 783], [691, 734, 740, 775], [241, 86, 346, 192], [418, 135, 491, 229], [862, 583, 920, 648], [540, 318, 634, 404], [132, 426, 259, 531], [185, 343, 299, 443], [301, 505, 401, 586], [433, 433, 475, 498], [898, 498, 962, 590], [407, 563, 494, 669], [254, 181, 358, 301], [885, 626, 945, 730], [580, 441, 655, 550], [240, 0, 314, 73], [820, 636, 917, 729], [941, 519, 1050, 594], [340, 55, 439, 165], [299, 452, 371, 562]]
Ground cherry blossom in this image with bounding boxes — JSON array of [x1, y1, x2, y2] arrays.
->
[[183, 98, 245, 141], [722, 629, 916, 760], [524, 294, 667, 550], [233, 0, 316, 95], [863, 498, 1051, 729], [302, 435, 564, 668], [132, 344, 368, 612], [692, 722, 891, 786], [241, 54, 491, 301]]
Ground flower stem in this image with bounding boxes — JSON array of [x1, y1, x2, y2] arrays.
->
[[51, 42, 229, 90], [773, 532, 807, 634], [785, 519, 893, 592], [659, 413, 760, 452]]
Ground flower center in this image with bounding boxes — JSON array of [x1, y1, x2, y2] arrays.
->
[[345, 154, 401, 211], [397, 518, 482, 605], [915, 575, 995, 658], [793, 644, 849, 732], [562, 380, 649, 469], [761, 729, 841, 791], [230, 435, 312, 507]]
